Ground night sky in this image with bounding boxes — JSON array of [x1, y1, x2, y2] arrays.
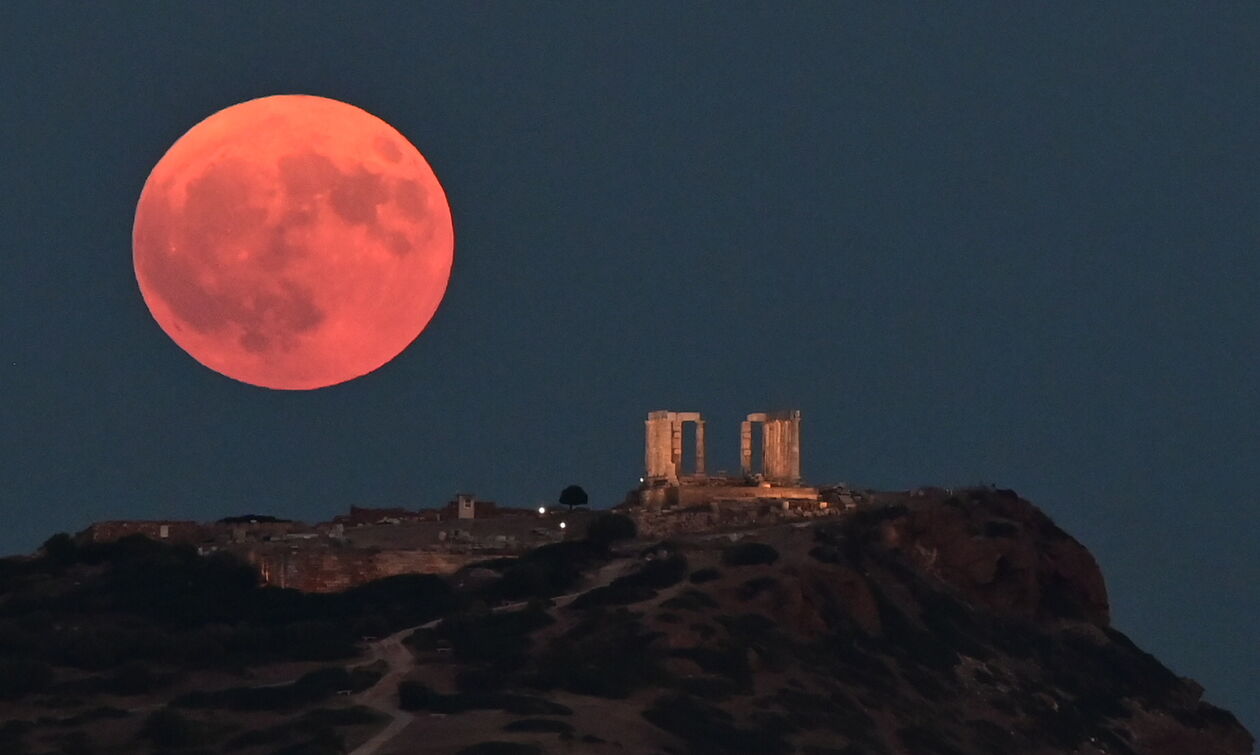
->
[[2, 3, 1256, 727]]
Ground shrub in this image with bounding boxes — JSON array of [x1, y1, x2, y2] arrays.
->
[[722, 542, 779, 567], [175, 666, 351, 711], [737, 576, 779, 601], [398, 681, 570, 716], [661, 589, 718, 612], [398, 681, 435, 711], [227, 726, 291, 750], [436, 606, 553, 666], [502, 718, 574, 734], [457, 744, 544, 755], [569, 583, 652, 610], [570, 554, 688, 610], [635, 554, 688, 589], [531, 609, 666, 698], [641, 694, 790, 754], [140, 708, 200, 748], [0, 659, 53, 700], [500, 540, 609, 598], [271, 735, 345, 755], [40, 533, 78, 566], [107, 661, 160, 695], [491, 563, 554, 602], [301, 706, 384, 727], [294, 667, 352, 697], [689, 568, 721, 584], [670, 646, 751, 689], [348, 662, 385, 692], [585, 513, 637, 546], [672, 675, 740, 701]]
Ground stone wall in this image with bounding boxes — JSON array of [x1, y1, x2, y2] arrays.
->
[[244, 547, 484, 593], [79, 520, 206, 545], [639, 483, 820, 509], [628, 498, 837, 539]]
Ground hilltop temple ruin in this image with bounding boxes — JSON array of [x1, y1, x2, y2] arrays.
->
[[73, 409, 851, 590], [638, 409, 819, 508]]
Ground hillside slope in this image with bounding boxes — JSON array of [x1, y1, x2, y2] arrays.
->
[[0, 488, 1252, 755]]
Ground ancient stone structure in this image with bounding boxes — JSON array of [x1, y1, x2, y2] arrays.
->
[[741, 410, 802, 484], [644, 410, 706, 483], [639, 409, 818, 508]]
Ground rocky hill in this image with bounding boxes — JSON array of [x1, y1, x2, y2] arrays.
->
[[0, 488, 1252, 754]]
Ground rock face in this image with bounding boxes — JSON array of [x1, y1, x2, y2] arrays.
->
[[2, 487, 1251, 755], [876, 487, 1110, 624], [244, 547, 483, 592], [435, 487, 1253, 755]]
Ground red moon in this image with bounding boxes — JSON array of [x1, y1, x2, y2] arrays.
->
[[133, 95, 454, 390]]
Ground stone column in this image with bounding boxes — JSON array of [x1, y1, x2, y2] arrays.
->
[[740, 421, 752, 475], [695, 420, 706, 476], [765, 418, 789, 483], [670, 418, 682, 483], [645, 412, 677, 482], [644, 416, 659, 480], [763, 420, 777, 481], [790, 412, 802, 483], [777, 420, 789, 481]]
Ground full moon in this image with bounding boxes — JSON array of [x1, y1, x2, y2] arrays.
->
[[133, 95, 454, 390]]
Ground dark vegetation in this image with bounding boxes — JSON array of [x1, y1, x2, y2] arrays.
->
[[224, 707, 367, 755], [172, 666, 364, 711], [661, 589, 719, 612], [0, 534, 455, 692], [558, 484, 588, 511], [418, 605, 555, 671], [139, 708, 203, 749], [642, 694, 791, 754], [689, 567, 721, 583], [502, 718, 574, 734], [569, 552, 687, 609], [722, 542, 779, 567], [737, 576, 779, 601], [584, 512, 637, 546], [397, 681, 571, 716], [528, 608, 668, 698], [1, 489, 1247, 755], [456, 743, 544, 755], [479, 539, 609, 603]]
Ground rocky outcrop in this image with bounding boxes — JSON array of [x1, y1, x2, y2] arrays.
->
[[245, 547, 482, 592], [875, 487, 1110, 624], [471, 487, 1253, 755]]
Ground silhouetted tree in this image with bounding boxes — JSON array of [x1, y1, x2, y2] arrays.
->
[[558, 485, 588, 511]]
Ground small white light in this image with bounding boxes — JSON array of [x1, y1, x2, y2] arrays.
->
[[559, 522, 567, 529], [538, 506, 546, 514], [639, 477, 644, 483]]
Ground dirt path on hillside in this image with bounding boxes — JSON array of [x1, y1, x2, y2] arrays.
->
[[348, 556, 632, 755], [347, 623, 419, 755], [347, 590, 592, 755]]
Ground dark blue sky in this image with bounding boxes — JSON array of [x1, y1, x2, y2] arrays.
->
[[2, 3, 1256, 727]]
